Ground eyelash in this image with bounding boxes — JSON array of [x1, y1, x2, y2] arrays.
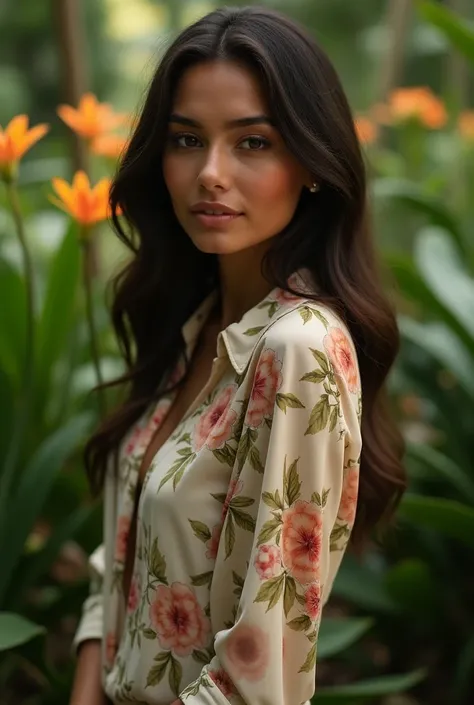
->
[[168, 132, 272, 151]]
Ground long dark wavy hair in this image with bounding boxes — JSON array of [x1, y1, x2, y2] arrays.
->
[[85, 5, 406, 547]]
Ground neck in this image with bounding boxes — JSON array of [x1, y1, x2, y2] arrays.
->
[[218, 245, 273, 329]]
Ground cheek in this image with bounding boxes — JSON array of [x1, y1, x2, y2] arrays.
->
[[162, 155, 187, 202], [243, 160, 303, 212]]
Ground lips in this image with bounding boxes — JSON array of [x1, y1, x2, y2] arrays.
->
[[190, 202, 241, 216]]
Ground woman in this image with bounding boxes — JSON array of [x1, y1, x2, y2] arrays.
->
[[70, 6, 405, 705]]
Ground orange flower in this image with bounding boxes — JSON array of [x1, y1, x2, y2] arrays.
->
[[57, 93, 128, 140], [49, 170, 120, 227], [0, 115, 49, 180], [354, 116, 378, 144], [91, 133, 129, 158], [458, 111, 474, 141], [386, 87, 448, 129]]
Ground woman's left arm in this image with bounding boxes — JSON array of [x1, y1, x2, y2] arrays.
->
[[179, 324, 362, 705]]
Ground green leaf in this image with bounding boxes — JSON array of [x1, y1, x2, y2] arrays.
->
[[283, 575, 296, 617], [0, 612, 45, 651], [262, 491, 284, 510], [314, 668, 426, 701], [189, 520, 211, 544], [0, 412, 93, 602], [225, 514, 235, 559], [300, 370, 327, 384], [243, 326, 265, 336], [146, 660, 168, 687], [318, 617, 373, 660], [328, 406, 339, 432], [143, 628, 157, 639], [231, 508, 255, 532], [249, 445, 264, 473], [275, 393, 306, 413], [332, 554, 397, 614], [305, 395, 329, 435], [236, 428, 253, 472], [150, 537, 167, 580], [254, 573, 285, 611], [284, 457, 301, 506], [213, 445, 236, 467], [298, 644, 316, 673], [36, 226, 80, 405], [398, 494, 474, 548], [230, 496, 254, 508], [190, 571, 214, 588], [257, 516, 282, 545], [309, 348, 329, 372], [0, 260, 26, 385], [287, 614, 312, 632], [192, 649, 210, 665], [417, 0, 474, 63], [169, 654, 183, 695], [406, 442, 474, 502], [310, 308, 330, 328], [299, 306, 312, 325]]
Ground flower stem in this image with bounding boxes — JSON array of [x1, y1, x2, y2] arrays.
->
[[80, 233, 106, 419], [0, 180, 35, 522]]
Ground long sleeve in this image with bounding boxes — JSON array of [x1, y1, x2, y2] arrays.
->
[[72, 543, 105, 653], [180, 317, 362, 705]]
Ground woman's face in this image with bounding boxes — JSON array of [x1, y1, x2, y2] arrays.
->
[[162, 60, 312, 256]]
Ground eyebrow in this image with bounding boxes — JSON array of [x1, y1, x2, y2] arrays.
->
[[169, 113, 275, 128]]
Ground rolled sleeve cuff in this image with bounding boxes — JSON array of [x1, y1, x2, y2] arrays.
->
[[72, 593, 104, 655], [179, 664, 232, 705]]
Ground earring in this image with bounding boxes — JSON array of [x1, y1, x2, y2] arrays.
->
[[309, 182, 319, 193]]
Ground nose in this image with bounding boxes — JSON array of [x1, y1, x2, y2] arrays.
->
[[197, 143, 231, 192]]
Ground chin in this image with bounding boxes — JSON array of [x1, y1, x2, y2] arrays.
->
[[190, 231, 247, 255]]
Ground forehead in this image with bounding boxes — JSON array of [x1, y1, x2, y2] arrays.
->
[[171, 60, 269, 123]]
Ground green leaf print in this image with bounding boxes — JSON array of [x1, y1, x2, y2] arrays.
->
[[299, 306, 312, 325], [309, 307, 330, 328], [329, 405, 339, 432], [288, 615, 312, 632], [309, 348, 330, 373], [233, 570, 245, 598], [284, 457, 302, 506], [232, 402, 247, 442], [158, 452, 196, 491], [192, 649, 210, 664], [305, 395, 330, 435], [262, 490, 284, 510], [311, 488, 331, 509], [189, 520, 212, 543], [298, 643, 317, 673], [237, 428, 254, 472], [275, 392, 306, 413], [212, 444, 237, 467], [257, 516, 282, 545], [225, 513, 236, 559], [150, 538, 167, 582], [169, 654, 183, 695], [231, 508, 256, 532], [249, 445, 264, 473], [330, 522, 351, 552], [231, 496, 255, 508], [243, 326, 266, 336], [284, 575, 297, 617], [143, 627, 157, 639], [190, 571, 214, 588], [255, 573, 285, 611], [300, 370, 327, 384], [146, 657, 169, 687]]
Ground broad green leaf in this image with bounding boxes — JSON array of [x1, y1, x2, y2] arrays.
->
[[406, 442, 474, 502], [0, 412, 94, 601], [415, 227, 474, 348], [36, 226, 80, 404], [332, 555, 397, 613], [0, 612, 45, 651], [417, 0, 474, 63], [398, 316, 474, 400], [0, 259, 26, 384], [318, 618, 373, 660], [374, 178, 465, 252], [398, 494, 474, 548], [313, 668, 426, 702], [385, 559, 438, 618]]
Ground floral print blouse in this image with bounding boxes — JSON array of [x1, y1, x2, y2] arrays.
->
[[73, 270, 362, 705]]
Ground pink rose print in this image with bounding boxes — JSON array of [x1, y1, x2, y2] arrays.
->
[[246, 349, 283, 428], [194, 385, 237, 452], [127, 573, 141, 612], [209, 668, 235, 697], [281, 500, 323, 584], [273, 273, 306, 305], [125, 405, 168, 455], [206, 524, 222, 560], [105, 631, 118, 667], [224, 623, 270, 682], [324, 327, 359, 394], [338, 466, 359, 525], [114, 515, 131, 563], [221, 478, 244, 523], [149, 582, 211, 657], [304, 582, 321, 620], [254, 544, 281, 580]]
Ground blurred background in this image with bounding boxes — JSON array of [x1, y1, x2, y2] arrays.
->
[[1, 1, 474, 704]]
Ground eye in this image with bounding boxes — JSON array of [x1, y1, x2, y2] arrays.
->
[[169, 133, 202, 148], [239, 136, 271, 150]]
